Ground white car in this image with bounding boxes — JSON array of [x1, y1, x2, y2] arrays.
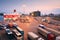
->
[[42, 19, 46, 22], [39, 24, 46, 29], [38, 37, 44, 40], [56, 36, 60, 40]]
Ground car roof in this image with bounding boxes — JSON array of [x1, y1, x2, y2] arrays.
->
[[39, 24, 44, 26]]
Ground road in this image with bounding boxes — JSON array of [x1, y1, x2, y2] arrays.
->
[[16, 16, 40, 40], [0, 16, 60, 40], [0, 30, 16, 40], [16, 16, 60, 40], [34, 17, 60, 31], [0, 16, 40, 40]]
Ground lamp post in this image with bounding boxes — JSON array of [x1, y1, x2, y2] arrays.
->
[[22, 4, 27, 14]]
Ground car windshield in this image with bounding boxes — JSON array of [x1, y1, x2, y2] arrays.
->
[[6, 29, 11, 33], [7, 30, 10, 32], [0, 25, 3, 27]]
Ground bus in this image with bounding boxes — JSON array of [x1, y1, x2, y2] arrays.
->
[[5, 29, 14, 40], [12, 29, 22, 40], [15, 26, 24, 40]]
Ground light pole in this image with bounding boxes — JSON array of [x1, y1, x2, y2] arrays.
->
[[22, 4, 27, 14]]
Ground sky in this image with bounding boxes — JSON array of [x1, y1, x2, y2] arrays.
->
[[0, 0, 60, 15]]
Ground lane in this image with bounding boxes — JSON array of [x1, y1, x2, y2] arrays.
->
[[34, 17, 60, 31], [0, 16, 60, 40], [0, 30, 9, 40], [16, 16, 40, 40], [16, 16, 60, 40]]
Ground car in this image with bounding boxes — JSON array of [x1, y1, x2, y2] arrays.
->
[[39, 24, 46, 29], [5, 22, 17, 28], [42, 19, 46, 22], [38, 37, 44, 40], [5, 29, 14, 39], [5, 29, 13, 35], [4, 26, 7, 29], [0, 24, 4, 30], [13, 22, 18, 26]]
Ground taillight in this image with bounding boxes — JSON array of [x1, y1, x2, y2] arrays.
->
[[47, 33, 55, 40]]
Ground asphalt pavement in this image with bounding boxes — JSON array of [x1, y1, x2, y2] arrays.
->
[[0, 16, 60, 40]]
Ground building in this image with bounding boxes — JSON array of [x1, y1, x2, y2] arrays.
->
[[4, 10, 20, 21], [4, 13, 19, 20], [30, 11, 41, 17], [0, 13, 4, 22], [48, 13, 55, 17]]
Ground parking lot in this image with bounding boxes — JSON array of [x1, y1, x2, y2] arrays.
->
[[0, 29, 16, 40], [0, 16, 60, 40]]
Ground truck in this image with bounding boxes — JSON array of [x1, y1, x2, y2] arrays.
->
[[27, 32, 39, 40], [37, 27, 55, 40], [38, 24, 60, 40]]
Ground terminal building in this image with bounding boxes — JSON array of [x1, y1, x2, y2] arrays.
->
[[4, 10, 20, 21], [30, 11, 41, 17], [4, 12, 19, 21]]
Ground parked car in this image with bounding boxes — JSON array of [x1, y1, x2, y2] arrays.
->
[[5, 29, 14, 40], [38, 24, 46, 29], [5, 29, 12, 35], [0, 24, 4, 30]]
